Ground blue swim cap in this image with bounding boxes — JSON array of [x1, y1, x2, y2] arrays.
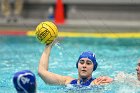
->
[[76, 51, 98, 71], [13, 70, 36, 93]]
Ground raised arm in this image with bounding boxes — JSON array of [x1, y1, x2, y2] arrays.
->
[[38, 43, 73, 85]]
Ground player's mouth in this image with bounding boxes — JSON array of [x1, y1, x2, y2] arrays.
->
[[81, 70, 87, 72]]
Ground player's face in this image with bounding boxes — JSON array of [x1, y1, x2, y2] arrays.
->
[[136, 60, 140, 81], [78, 58, 94, 79]]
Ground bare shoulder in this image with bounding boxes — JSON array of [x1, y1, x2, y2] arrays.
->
[[63, 76, 75, 85]]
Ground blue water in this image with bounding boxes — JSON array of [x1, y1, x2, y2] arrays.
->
[[0, 36, 140, 93]]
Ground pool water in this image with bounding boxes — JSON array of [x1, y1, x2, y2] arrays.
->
[[0, 36, 140, 93]]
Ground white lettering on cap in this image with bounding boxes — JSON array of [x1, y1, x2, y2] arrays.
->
[[93, 54, 95, 57], [21, 76, 30, 84]]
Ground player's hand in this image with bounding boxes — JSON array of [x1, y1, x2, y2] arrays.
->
[[93, 76, 113, 85], [46, 38, 59, 47]]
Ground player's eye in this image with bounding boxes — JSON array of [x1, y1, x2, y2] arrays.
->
[[79, 60, 85, 64]]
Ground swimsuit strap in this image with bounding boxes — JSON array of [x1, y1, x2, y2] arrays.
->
[[70, 77, 95, 86], [80, 78, 95, 86]]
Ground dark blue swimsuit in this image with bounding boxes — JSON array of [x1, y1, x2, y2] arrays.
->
[[70, 78, 95, 87]]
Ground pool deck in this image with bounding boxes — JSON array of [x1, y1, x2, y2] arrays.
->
[[0, 18, 140, 31], [0, 30, 140, 38], [0, 18, 140, 38]]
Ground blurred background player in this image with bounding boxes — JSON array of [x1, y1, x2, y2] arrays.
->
[[136, 60, 140, 81], [13, 70, 36, 93], [1, 0, 24, 22]]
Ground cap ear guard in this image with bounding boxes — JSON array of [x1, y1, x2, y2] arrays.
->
[[76, 51, 98, 71]]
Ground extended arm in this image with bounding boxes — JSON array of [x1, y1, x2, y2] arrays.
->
[[38, 43, 73, 85]]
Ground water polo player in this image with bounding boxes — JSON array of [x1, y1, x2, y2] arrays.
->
[[38, 42, 113, 87], [136, 60, 140, 81], [13, 70, 36, 93]]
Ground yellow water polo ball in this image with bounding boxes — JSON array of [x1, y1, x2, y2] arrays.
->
[[35, 21, 58, 45]]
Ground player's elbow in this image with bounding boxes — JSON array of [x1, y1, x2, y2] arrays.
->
[[38, 66, 43, 76]]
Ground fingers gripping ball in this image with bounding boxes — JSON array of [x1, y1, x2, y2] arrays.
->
[[35, 21, 58, 45]]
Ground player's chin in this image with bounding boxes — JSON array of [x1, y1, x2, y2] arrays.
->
[[138, 77, 140, 81], [80, 72, 88, 78]]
